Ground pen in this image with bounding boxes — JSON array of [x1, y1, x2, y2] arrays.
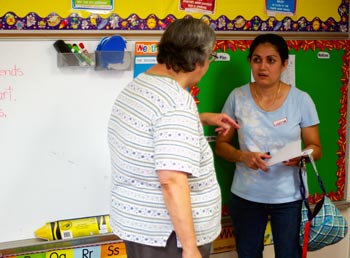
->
[[263, 152, 270, 161]]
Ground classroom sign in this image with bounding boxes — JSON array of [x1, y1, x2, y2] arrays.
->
[[266, 0, 296, 15], [179, 0, 216, 14], [133, 42, 158, 78], [9, 242, 127, 258], [72, 0, 114, 10]]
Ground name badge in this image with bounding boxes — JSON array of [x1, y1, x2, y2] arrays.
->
[[273, 117, 288, 127]]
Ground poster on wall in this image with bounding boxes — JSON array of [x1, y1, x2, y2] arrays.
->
[[179, 0, 216, 14], [134, 42, 158, 78], [72, 0, 114, 11], [266, 0, 296, 15]]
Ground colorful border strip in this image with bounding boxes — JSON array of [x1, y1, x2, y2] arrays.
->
[[215, 39, 348, 205], [0, 0, 348, 32]]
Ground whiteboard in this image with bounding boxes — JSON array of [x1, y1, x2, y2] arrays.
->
[[0, 39, 134, 242]]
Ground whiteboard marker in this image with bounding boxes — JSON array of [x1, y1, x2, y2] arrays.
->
[[78, 43, 91, 57], [67, 43, 87, 66], [73, 44, 95, 66], [53, 40, 80, 66]]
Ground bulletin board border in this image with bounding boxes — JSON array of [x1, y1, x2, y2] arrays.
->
[[0, 0, 348, 35], [0, 31, 349, 41]]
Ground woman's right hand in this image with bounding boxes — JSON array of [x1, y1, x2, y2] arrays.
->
[[240, 151, 271, 172], [182, 248, 202, 258]]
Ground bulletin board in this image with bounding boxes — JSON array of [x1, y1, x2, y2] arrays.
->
[[0, 0, 348, 33], [197, 40, 349, 215]]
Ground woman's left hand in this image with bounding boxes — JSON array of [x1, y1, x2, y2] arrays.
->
[[282, 156, 302, 167]]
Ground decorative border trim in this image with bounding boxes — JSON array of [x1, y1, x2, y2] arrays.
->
[[0, 0, 348, 32]]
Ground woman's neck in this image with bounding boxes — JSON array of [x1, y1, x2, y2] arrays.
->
[[252, 81, 282, 111], [146, 64, 188, 89]]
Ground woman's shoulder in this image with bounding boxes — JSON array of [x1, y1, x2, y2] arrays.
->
[[230, 83, 250, 95], [288, 85, 315, 107], [289, 85, 312, 99]]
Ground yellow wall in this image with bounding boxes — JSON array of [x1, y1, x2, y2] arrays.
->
[[0, 0, 342, 20]]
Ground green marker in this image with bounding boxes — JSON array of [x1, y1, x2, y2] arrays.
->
[[73, 44, 94, 66], [67, 43, 86, 66]]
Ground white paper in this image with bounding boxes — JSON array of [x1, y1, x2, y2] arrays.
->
[[266, 140, 312, 166], [281, 55, 295, 87]]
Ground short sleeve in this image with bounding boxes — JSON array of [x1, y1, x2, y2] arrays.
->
[[154, 108, 201, 176], [221, 89, 237, 121], [299, 92, 320, 128]]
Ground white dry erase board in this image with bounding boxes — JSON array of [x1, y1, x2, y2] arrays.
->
[[0, 39, 134, 242]]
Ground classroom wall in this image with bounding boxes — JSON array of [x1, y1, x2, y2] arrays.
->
[[1, 38, 349, 258], [0, 0, 341, 20], [0, 0, 347, 33], [0, 0, 350, 258]]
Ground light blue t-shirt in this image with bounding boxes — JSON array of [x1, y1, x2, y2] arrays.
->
[[222, 84, 319, 203]]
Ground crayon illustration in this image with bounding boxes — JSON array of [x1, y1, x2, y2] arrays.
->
[[59, 19, 69, 29], [35, 215, 112, 240]]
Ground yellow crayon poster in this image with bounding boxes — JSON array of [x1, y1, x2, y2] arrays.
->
[[35, 215, 112, 241]]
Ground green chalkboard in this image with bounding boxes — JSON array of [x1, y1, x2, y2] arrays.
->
[[197, 40, 348, 211]]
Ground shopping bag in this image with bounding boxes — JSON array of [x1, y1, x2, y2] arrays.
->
[[299, 156, 348, 258]]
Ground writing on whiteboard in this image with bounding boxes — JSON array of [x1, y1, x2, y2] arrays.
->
[[0, 65, 24, 77], [0, 65, 24, 118]]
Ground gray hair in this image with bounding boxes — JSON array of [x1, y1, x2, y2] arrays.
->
[[157, 17, 216, 73]]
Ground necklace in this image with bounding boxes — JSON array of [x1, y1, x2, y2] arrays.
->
[[254, 82, 281, 110]]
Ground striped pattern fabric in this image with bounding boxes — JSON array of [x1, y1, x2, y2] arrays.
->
[[108, 73, 221, 247]]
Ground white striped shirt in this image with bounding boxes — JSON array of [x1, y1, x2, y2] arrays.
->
[[108, 73, 221, 247]]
